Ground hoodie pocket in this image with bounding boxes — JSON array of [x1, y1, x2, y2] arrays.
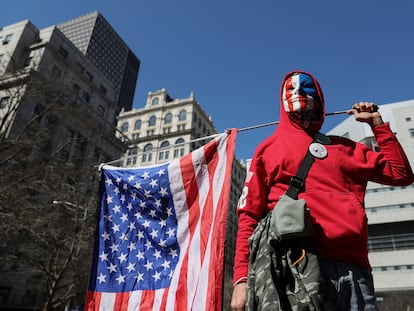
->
[[303, 191, 367, 246]]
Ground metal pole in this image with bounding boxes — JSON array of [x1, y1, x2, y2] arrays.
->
[[238, 110, 350, 132]]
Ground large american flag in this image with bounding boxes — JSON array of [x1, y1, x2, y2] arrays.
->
[[85, 130, 237, 311]]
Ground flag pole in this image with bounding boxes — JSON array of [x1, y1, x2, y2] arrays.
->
[[237, 110, 350, 132]]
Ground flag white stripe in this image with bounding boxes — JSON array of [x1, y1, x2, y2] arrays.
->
[[166, 159, 190, 308], [153, 288, 165, 311], [192, 144, 216, 310], [100, 292, 116, 311], [194, 136, 228, 310], [186, 146, 210, 309], [128, 290, 142, 311]]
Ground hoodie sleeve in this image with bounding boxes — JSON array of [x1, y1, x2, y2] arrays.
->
[[233, 154, 269, 284], [370, 123, 414, 185]]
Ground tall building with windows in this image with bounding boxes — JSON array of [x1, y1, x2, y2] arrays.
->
[[328, 99, 414, 309], [116, 88, 246, 309], [0, 15, 139, 310], [0, 16, 129, 162], [57, 11, 140, 111]]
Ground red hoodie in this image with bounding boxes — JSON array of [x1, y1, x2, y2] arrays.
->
[[233, 70, 414, 284]]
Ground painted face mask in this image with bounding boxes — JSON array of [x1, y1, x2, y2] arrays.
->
[[282, 73, 320, 128]]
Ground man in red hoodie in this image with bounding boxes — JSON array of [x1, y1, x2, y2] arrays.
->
[[231, 70, 414, 310]]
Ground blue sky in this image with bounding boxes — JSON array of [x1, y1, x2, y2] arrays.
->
[[4, 0, 414, 160]]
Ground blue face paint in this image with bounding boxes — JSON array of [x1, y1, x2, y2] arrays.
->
[[283, 73, 319, 113]]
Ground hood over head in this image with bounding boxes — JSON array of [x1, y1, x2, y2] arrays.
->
[[279, 70, 325, 134]]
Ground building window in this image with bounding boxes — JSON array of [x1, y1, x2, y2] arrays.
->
[[368, 232, 414, 252], [148, 115, 156, 127], [2, 34, 13, 44], [76, 63, 84, 73], [146, 129, 155, 136], [121, 122, 129, 133], [58, 46, 68, 59], [163, 127, 171, 134], [177, 124, 186, 131], [0, 97, 9, 109], [86, 71, 93, 82], [405, 117, 412, 122], [60, 150, 70, 162], [24, 56, 32, 67], [83, 91, 90, 103], [173, 138, 185, 158], [97, 104, 105, 118], [127, 147, 138, 166], [99, 85, 107, 95], [159, 141, 170, 161], [178, 110, 187, 121], [72, 83, 80, 94], [371, 140, 380, 152], [52, 65, 62, 78], [142, 144, 153, 163], [132, 133, 139, 140], [152, 97, 159, 105], [409, 128, 414, 138], [164, 113, 172, 124], [134, 120, 142, 130]]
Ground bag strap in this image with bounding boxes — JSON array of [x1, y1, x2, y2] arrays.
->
[[285, 142, 316, 200]]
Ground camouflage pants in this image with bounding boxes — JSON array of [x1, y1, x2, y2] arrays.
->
[[246, 211, 324, 311]]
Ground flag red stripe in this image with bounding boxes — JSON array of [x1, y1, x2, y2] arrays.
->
[[210, 133, 236, 310], [85, 290, 101, 311], [174, 255, 188, 311], [199, 139, 219, 264], [139, 290, 155, 311], [113, 292, 129, 311], [159, 287, 169, 311]]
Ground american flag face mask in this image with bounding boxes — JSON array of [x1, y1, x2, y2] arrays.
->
[[282, 73, 319, 113]]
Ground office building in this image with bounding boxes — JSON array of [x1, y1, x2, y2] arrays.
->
[[328, 100, 414, 309], [57, 11, 140, 111], [0, 15, 137, 163], [116, 89, 246, 309]]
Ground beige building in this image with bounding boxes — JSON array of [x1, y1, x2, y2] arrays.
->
[[328, 100, 414, 309], [116, 88, 216, 166], [116, 89, 246, 309]]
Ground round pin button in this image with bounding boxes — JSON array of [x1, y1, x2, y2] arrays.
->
[[309, 142, 328, 159]]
